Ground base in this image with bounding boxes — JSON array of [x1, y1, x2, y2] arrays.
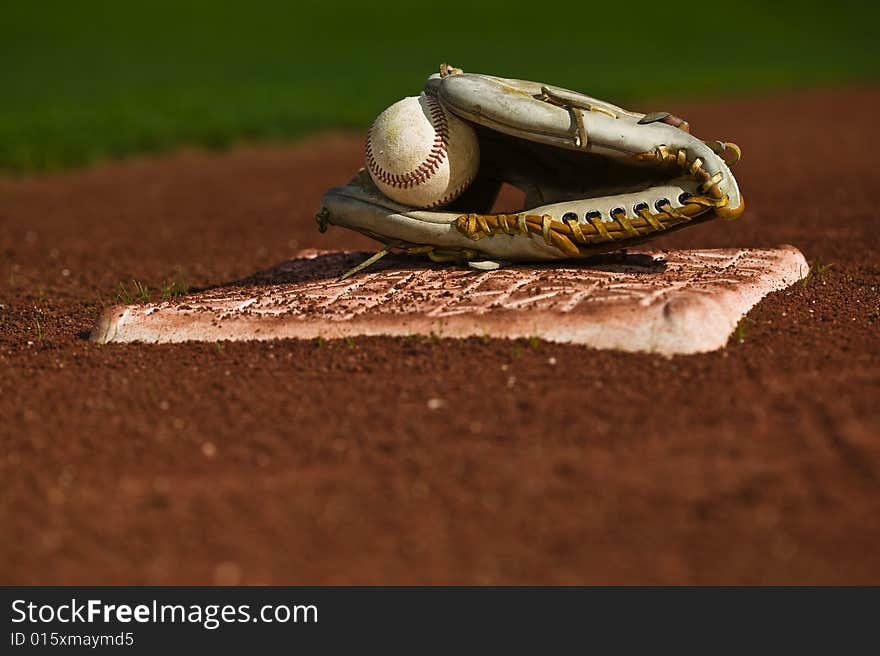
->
[[90, 247, 807, 355]]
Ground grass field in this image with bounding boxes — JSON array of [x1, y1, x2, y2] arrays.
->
[[2, 0, 878, 171]]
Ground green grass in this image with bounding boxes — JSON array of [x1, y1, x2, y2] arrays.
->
[[2, 0, 878, 171], [116, 280, 151, 304], [161, 273, 189, 300], [801, 258, 835, 288], [733, 317, 752, 344]]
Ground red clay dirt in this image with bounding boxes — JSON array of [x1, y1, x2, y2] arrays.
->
[[1, 88, 879, 585]]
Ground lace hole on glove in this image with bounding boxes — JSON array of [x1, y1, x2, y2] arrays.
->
[[585, 210, 602, 222], [633, 202, 649, 214], [678, 192, 692, 204], [611, 207, 625, 218], [654, 198, 671, 212], [562, 212, 578, 223]]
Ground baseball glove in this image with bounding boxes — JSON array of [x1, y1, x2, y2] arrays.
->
[[316, 64, 744, 277]]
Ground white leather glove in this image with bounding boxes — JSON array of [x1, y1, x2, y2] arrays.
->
[[316, 64, 744, 276]]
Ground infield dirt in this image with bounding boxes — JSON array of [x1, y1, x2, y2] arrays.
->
[[1, 88, 878, 584]]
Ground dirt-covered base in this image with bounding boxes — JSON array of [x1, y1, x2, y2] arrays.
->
[[1, 88, 878, 584]]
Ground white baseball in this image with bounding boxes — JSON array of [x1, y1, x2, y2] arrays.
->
[[365, 93, 480, 209]]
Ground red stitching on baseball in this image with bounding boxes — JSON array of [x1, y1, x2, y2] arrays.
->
[[365, 95, 450, 190], [423, 175, 475, 209]]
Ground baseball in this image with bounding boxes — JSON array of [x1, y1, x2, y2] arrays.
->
[[365, 93, 480, 209]]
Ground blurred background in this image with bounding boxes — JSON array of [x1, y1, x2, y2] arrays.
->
[[2, 0, 877, 172]]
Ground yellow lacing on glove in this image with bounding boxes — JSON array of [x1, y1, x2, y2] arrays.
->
[[452, 197, 722, 259], [635, 145, 733, 201], [439, 63, 464, 78], [705, 141, 742, 166], [452, 143, 740, 257]]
